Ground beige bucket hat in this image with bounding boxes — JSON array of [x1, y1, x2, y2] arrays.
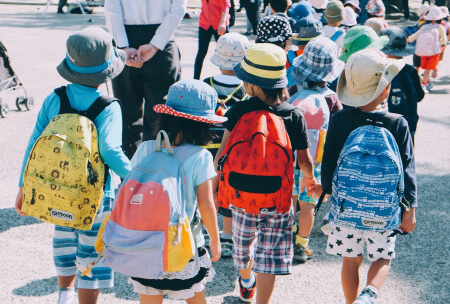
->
[[337, 49, 405, 107]]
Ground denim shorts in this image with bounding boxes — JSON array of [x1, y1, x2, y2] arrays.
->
[[292, 163, 321, 204]]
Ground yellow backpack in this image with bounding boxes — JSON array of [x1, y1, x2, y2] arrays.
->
[[21, 86, 115, 230]]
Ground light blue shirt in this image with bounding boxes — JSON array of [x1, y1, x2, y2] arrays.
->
[[19, 84, 131, 199]]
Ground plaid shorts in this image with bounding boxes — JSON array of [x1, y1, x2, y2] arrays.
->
[[232, 208, 294, 275], [293, 163, 321, 204]]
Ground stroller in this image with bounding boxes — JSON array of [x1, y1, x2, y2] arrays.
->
[[0, 40, 34, 118]]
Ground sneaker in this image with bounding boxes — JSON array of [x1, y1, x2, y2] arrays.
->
[[426, 82, 434, 90], [353, 286, 379, 304], [220, 238, 233, 257], [293, 244, 313, 263], [421, 84, 429, 94], [238, 277, 256, 302], [399, 17, 408, 22]]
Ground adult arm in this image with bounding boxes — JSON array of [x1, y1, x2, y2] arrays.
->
[[104, 0, 129, 48], [95, 102, 131, 179], [217, 0, 231, 35], [150, 0, 187, 50]]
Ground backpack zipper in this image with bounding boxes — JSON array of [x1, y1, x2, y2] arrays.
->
[[339, 199, 346, 213]]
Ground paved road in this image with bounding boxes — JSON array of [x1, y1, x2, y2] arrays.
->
[[0, 4, 449, 304]]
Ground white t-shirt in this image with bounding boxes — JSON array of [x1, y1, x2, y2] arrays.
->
[[324, 25, 345, 56]]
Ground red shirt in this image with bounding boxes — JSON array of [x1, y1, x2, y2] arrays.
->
[[199, 0, 230, 30]]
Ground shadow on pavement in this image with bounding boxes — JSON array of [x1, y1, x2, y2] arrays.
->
[[13, 276, 57, 297], [419, 115, 450, 128], [0, 207, 42, 233]]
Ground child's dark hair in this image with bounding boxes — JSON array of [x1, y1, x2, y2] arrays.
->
[[269, 0, 289, 13], [255, 38, 287, 50], [154, 114, 213, 146], [261, 87, 290, 104]]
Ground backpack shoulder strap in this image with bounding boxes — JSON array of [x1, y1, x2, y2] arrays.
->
[[83, 95, 118, 122], [54, 86, 76, 114], [330, 29, 344, 42], [287, 50, 297, 65], [351, 108, 402, 132]]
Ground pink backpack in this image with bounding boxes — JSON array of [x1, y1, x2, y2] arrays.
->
[[416, 24, 441, 56]]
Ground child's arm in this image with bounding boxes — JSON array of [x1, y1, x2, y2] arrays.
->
[[438, 24, 448, 45], [297, 148, 317, 196], [197, 179, 221, 262], [95, 102, 131, 179], [406, 31, 420, 43]]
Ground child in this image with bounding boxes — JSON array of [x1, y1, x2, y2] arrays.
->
[[323, 1, 346, 55], [288, 0, 316, 21], [288, 37, 344, 262], [215, 43, 316, 303], [194, 0, 230, 79], [321, 49, 417, 304], [309, 0, 329, 24], [404, 4, 430, 74], [255, 14, 293, 51], [407, 6, 447, 91], [129, 79, 223, 303], [339, 26, 388, 62], [364, 17, 388, 34], [203, 32, 249, 257], [14, 27, 132, 304], [379, 27, 425, 143], [288, 17, 324, 85], [267, 0, 297, 28], [439, 7, 450, 63], [341, 6, 359, 32], [366, 0, 385, 19], [344, 0, 361, 15]]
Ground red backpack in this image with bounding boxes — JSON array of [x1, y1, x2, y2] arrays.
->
[[217, 110, 293, 214]]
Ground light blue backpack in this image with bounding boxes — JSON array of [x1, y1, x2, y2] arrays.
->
[[328, 123, 408, 232], [96, 131, 203, 279]]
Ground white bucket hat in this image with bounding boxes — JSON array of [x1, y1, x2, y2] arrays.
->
[[308, 0, 328, 10], [425, 6, 444, 21], [337, 49, 405, 107], [210, 33, 250, 70], [417, 4, 430, 18], [342, 6, 358, 26]]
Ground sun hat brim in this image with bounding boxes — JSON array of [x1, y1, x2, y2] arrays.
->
[[153, 104, 228, 124], [234, 61, 288, 89], [210, 52, 241, 70], [339, 35, 389, 62], [57, 48, 126, 87], [292, 55, 345, 83], [381, 44, 416, 57], [337, 56, 405, 107]]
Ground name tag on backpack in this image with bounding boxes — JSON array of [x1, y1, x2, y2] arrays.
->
[[362, 218, 386, 228]]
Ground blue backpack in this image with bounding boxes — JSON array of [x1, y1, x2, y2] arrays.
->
[[326, 114, 409, 231]]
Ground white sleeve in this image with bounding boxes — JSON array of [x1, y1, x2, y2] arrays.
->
[[104, 0, 129, 48], [150, 0, 187, 50]]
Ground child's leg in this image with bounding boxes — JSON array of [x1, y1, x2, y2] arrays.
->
[[366, 259, 391, 291], [219, 208, 234, 257], [342, 256, 364, 304], [422, 69, 431, 84], [298, 200, 315, 238], [223, 215, 233, 235], [255, 273, 276, 304], [78, 289, 100, 304], [139, 294, 164, 304], [185, 290, 207, 304], [239, 259, 254, 280]]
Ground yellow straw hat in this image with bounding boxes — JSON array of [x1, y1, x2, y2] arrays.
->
[[234, 43, 288, 89]]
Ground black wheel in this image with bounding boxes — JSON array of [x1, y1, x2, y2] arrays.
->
[[0, 103, 9, 118], [16, 96, 25, 110], [25, 97, 34, 111]]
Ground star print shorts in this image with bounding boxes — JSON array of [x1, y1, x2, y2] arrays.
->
[[326, 225, 396, 262]]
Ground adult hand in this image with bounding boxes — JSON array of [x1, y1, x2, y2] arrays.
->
[[209, 238, 221, 262], [218, 23, 227, 36], [300, 176, 317, 197], [399, 207, 416, 233], [137, 44, 159, 63], [123, 47, 144, 68], [15, 187, 27, 217]]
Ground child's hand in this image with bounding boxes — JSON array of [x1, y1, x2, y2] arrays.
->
[[399, 207, 416, 233], [209, 239, 221, 262], [15, 187, 27, 217], [313, 184, 327, 200], [300, 176, 317, 197]]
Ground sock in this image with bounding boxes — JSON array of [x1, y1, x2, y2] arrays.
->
[[241, 273, 256, 288], [58, 287, 75, 304], [292, 223, 298, 234], [295, 235, 309, 247], [361, 285, 379, 300]]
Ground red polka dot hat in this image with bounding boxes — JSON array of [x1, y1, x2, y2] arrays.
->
[[154, 79, 228, 124]]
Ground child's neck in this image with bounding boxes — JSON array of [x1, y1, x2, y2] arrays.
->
[[221, 69, 236, 76], [327, 22, 341, 27]]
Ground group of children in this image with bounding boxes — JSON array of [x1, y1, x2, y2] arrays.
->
[[14, 0, 433, 303]]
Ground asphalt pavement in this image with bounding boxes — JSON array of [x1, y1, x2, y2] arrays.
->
[[0, 3, 449, 304]]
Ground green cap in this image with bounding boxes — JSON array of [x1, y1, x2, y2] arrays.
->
[[339, 25, 389, 62]]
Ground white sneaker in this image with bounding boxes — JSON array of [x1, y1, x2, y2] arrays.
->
[[421, 84, 429, 94], [426, 82, 434, 90]]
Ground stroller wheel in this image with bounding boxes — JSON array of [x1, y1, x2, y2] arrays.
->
[[25, 97, 34, 111], [0, 103, 9, 118], [16, 96, 25, 110]]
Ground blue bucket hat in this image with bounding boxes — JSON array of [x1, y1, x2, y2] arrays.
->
[[292, 17, 324, 46], [292, 36, 345, 83], [153, 79, 227, 124], [379, 27, 415, 57], [288, 1, 315, 20]]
